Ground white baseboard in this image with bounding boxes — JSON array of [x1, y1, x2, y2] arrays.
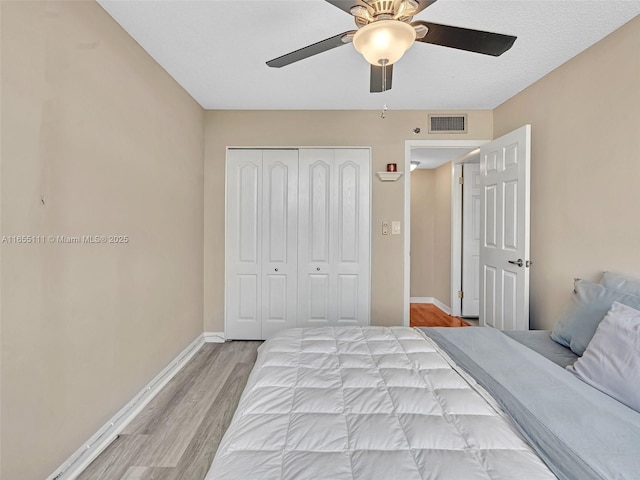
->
[[204, 332, 226, 343], [432, 298, 452, 315], [410, 297, 452, 315], [47, 334, 206, 480], [410, 296, 434, 304]]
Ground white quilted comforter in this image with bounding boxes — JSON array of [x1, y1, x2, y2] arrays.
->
[[207, 327, 556, 479]]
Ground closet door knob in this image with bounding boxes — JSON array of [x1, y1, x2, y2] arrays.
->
[[316, 267, 320, 271], [275, 268, 278, 272]]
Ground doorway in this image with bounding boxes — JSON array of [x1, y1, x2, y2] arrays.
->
[[403, 140, 488, 326], [452, 154, 482, 318]]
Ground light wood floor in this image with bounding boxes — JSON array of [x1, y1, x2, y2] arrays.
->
[[77, 312, 466, 480], [410, 303, 471, 327], [77, 340, 262, 480]]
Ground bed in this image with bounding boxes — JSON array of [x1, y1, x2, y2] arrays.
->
[[206, 323, 640, 480], [208, 274, 640, 480]]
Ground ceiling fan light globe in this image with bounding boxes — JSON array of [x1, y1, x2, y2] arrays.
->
[[353, 20, 416, 66]]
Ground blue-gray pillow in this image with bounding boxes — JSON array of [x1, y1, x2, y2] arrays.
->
[[602, 271, 640, 297], [567, 302, 640, 413], [551, 279, 640, 356]]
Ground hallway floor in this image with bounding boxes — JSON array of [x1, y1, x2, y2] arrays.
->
[[410, 303, 472, 328]]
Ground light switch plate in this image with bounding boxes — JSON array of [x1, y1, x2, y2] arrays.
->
[[392, 221, 401, 234]]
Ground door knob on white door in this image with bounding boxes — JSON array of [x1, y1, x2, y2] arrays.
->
[[508, 259, 524, 267]]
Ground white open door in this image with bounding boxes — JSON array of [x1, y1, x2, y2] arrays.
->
[[479, 125, 531, 330]]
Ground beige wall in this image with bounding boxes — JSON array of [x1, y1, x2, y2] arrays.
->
[[409, 163, 454, 307], [204, 110, 492, 331], [494, 16, 640, 330], [410, 169, 435, 297], [432, 161, 453, 307], [0, 2, 204, 479]]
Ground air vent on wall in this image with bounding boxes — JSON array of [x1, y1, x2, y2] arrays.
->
[[428, 114, 467, 134]]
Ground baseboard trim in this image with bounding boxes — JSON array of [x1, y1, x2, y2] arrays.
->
[[410, 296, 434, 304], [204, 331, 226, 343], [410, 297, 452, 315], [432, 298, 452, 315], [47, 334, 206, 480]]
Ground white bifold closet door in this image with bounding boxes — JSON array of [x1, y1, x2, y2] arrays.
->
[[226, 149, 299, 340], [297, 149, 370, 328]]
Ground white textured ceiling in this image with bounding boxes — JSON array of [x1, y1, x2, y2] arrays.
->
[[97, 0, 640, 110]]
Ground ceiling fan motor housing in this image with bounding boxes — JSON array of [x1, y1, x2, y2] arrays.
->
[[369, 1, 396, 16], [353, 0, 419, 28]]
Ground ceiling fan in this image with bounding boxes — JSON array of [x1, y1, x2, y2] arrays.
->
[[266, 0, 517, 93]]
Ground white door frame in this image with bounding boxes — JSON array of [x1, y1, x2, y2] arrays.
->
[[226, 146, 373, 337], [403, 140, 488, 326]]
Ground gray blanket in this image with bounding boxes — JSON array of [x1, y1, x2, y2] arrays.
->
[[419, 327, 640, 480]]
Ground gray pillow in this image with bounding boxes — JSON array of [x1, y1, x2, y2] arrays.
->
[[602, 271, 640, 297], [567, 302, 640, 413], [551, 279, 640, 356]]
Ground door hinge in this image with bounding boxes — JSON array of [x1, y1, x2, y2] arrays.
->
[[458, 176, 464, 185], [458, 290, 464, 299]]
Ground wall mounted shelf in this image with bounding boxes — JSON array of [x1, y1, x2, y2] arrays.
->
[[376, 171, 404, 182]]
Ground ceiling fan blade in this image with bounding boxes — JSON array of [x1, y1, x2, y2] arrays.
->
[[412, 21, 516, 56], [266, 31, 356, 68], [370, 64, 393, 93], [323, 0, 371, 15]]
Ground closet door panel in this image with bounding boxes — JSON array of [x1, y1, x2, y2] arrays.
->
[[226, 149, 263, 339], [264, 274, 286, 318], [308, 274, 330, 322], [236, 275, 259, 319], [334, 149, 370, 325], [336, 161, 360, 264], [337, 274, 358, 322], [261, 150, 299, 338], [309, 161, 331, 263], [298, 149, 334, 327]]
